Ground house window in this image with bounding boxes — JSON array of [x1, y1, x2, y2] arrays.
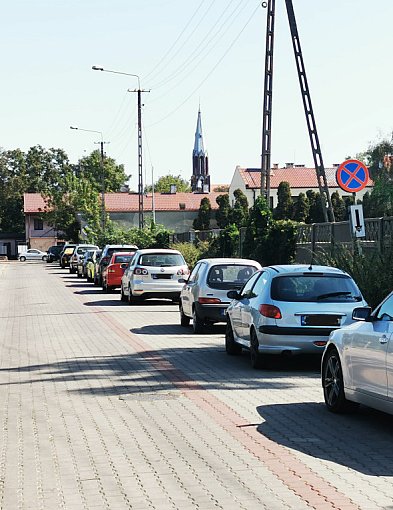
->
[[34, 218, 43, 230]]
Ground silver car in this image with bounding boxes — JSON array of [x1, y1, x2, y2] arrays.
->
[[225, 264, 367, 368], [121, 248, 189, 304], [19, 249, 48, 262], [179, 258, 262, 333], [322, 291, 393, 416], [69, 244, 99, 274]]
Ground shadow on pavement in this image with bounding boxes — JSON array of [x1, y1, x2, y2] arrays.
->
[[131, 323, 227, 336], [256, 401, 393, 476]]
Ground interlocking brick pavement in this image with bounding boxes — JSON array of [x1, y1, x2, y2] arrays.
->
[[0, 262, 393, 509]]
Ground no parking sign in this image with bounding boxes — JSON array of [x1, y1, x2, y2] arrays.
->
[[336, 159, 369, 193]]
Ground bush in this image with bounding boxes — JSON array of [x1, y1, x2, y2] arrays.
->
[[314, 245, 393, 308], [170, 242, 203, 269]]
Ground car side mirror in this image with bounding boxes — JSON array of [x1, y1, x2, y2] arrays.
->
[[227, 290, 240, 300], [352, 306, 372, 321]]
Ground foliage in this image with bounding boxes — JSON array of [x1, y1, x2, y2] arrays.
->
[[209, 224, 240, 258], [292, 192, 309, 223], [229, 189, 249, 228], [193, 197, 211, 230], [215, 194, 231, 228], [242, 195, 272, 263], [357, 135, 393, 181], [274, 181, 293, 220], [213, 184, 229, 192], [145, 174, 191, 193], [262, 220, 298, 265], [330, 191, 347, 221], [306, 190, 325, 223], [314, 244, 393, 309], [76, 150, 129, 193], [170, 242, 202, 269]]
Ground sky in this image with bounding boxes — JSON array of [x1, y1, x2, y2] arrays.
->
[[1, 0, 393, 192]]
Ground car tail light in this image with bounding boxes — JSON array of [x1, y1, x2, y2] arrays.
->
[[134, 267, 148, 275], [177, 267, 190, 275], [314, 341, 327, 347], [198, 297, 222, 304], [108, 267, 116, 273], [259, 304, 282, 319]]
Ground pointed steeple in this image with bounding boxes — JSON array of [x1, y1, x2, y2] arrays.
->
[[191, 108, 210, 193]]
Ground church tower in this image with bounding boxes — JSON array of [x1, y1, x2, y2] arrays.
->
[[191, 109, 210, 192]]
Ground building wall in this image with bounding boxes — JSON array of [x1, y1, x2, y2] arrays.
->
[[25, 214, 59, 250]]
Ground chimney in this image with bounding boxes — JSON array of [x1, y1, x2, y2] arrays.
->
[[273, 163, 279, 169], [332, 163, 340, 168], [170, 184, 177, 194], [285, 162, 294, 168], [294, 164, 305, 168]]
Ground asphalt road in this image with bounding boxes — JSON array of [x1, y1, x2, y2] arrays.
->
[[0, 261, 393, 509]]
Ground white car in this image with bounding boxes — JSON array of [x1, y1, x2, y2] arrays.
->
[[120, 248, 189, 304], [69, 244, 99, 274], [322, 291, 393, 415], [19, 249, 48, 262], [179, 258, 262, 333], [225, 264, 367, 368]]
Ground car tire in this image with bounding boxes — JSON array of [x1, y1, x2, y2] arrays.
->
[[42, 255, 47, 261], [192, 307, 204, 334], [128, 286, 137, 305], [120, 287, 127, 302], [19, 256, 26, 262], [322, 348, 358, 413], [179, 303, 190, 327], [225, 321, 242, 355], [250, 329, 264, 369], [77, 272, 82, 278]]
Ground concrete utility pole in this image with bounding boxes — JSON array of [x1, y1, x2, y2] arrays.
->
[[92, 66, 150, 229]]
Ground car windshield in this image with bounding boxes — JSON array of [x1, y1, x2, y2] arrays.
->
[[64, 247, 74, 255], [138, 253, 185, 267], [114, 254, 134, 264], [207, 264, 258, 290], [271, 274, 363, 302], [77, 246, 96, 254]]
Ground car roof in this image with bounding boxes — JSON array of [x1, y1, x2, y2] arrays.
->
[[197, 258, 262, 267], [104, 244, 138, 248], [134, 248, 182, 254], [111, 251, 135, 257], [264, 264, 347, 276]]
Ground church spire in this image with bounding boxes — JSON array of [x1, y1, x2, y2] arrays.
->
[[191, 108, 210, 192]]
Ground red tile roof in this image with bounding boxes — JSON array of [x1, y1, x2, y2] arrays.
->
[[238, 167, 373, 189], [24, 192, 224, 213]]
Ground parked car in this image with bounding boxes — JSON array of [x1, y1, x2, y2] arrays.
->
[[19, 249, 48, 262], [87, 250, 102, 283], [77, 249, 99, 279], [225, 264, 367, 368], [102, 252, 136, 292], [322, 290, 393, 415], [59, 244, 77, 268], [95, 244, 138, 286], [46, 245, 64, 263], [179, 258, 262, 333], [120, 248, 188, 304], [69, 244, 99, 274]]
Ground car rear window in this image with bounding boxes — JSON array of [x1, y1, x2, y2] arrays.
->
[[77, 246, 96, 254], [138, 253, 185, 267], [207, 264, 258, 290], [271, 274, 363, 302], [114, 254, 134, 264], [64, 247, 74, 255]]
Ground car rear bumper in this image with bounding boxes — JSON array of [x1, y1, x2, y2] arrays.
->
[[195, 303, 228, 322], [131, 280, 183, 298], [256, 325, 336, 354]]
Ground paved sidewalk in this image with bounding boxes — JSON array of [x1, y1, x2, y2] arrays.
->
[[0, 263, 392, 509]]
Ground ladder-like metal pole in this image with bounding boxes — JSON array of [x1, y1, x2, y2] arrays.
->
[[285, 0, 335, 222], [260, 0, 276, 203]]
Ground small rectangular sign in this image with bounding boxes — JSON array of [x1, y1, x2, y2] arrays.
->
[[349, 205, 365, 238]]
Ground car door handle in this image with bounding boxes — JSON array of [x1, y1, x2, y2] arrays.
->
[[379, 335, 389, 344]]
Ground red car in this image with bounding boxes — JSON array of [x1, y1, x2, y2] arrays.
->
[[102, 252, 135, 292]]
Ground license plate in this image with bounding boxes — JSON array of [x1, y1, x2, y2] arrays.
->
[[301, 315, 341, 326]]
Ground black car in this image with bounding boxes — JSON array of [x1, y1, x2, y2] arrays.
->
[[46, 245, 64, 263]]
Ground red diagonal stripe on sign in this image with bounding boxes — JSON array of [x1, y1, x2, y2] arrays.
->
[[343, 164, 364, 187]]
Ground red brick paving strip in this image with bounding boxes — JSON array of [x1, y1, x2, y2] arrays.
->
[[97, 311, 359, 510]]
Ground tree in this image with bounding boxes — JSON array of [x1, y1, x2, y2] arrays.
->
[[306, 190, 325, 223], [215, 194, 231, 228], [292, 192, 309, 223], [229, 189, 249, 228], [242, 195, 273, 263], [145, 174, 191, 193], [274, 181, 293, 220], [76, 150, 129, 193], [330, 191, 346, 221], [193, 197, 211, 230]]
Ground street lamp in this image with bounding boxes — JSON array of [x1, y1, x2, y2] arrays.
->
[[92, 65, 149, 229], [70, 126, 106, 230]]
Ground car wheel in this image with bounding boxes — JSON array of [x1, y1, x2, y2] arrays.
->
[[19, 256, 26, 262], [322, 348, 357, 413], [120, 287, 127, 302], [250, 329, 264, 369], [128, 286, 137, 305], [77, 272, 82, 278], [225, 321, 242, 355], [179, 303, 190, 327], [192, 307, 204, 334], [42, 255, 47, 261]]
